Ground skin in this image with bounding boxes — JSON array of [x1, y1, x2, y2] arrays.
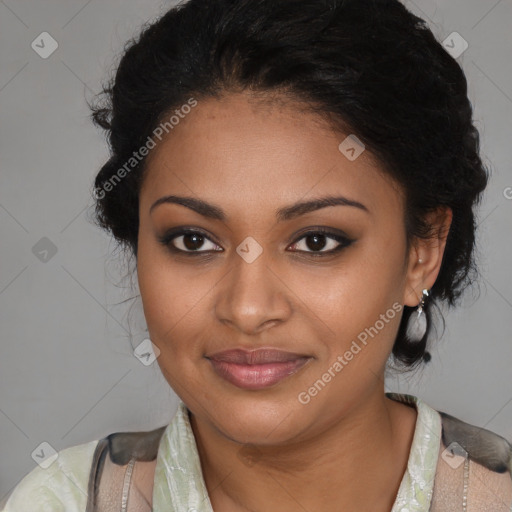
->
[[136, 91, 453, 511]]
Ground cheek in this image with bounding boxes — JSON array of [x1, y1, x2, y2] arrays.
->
[[136, 236, 210, 350], [296, 235, 406, 354], [137, 248, 211, 403]]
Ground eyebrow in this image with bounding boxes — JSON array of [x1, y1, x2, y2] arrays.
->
[[149, 194, 369, 221]]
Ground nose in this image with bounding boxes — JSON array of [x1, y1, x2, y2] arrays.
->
[[214, 250, 293, 335]]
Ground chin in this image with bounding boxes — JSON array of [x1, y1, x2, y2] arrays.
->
[[202, 393, 311, 446]]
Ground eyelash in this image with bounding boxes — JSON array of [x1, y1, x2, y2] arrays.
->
[[157, 227, 354, 258]]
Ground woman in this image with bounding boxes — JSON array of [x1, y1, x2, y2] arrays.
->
[[3, 0, 511, 510]]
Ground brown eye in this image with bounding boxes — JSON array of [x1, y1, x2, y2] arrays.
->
[[181, 232, 206, 251], [304, 233, 329, 251], [288, 229, 354, 255], [159, 229, 223, 253]]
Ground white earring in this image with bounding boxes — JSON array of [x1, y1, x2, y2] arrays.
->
[[406, 288, 430, 341]]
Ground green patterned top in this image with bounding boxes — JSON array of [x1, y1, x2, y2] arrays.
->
[[2, 393, 443, 511]]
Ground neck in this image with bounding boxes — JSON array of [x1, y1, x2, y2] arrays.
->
[[189, 388, 417, 512]]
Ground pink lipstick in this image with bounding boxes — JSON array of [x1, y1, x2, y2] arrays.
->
[[206, 348, 311, 390]]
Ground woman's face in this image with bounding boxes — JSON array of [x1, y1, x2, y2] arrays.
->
[[137, 92, 434, 444]]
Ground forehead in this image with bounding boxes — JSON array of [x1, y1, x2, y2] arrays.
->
[[140, 92, 403, 217]]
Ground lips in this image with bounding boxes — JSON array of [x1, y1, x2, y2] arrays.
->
[[206, 348, 312, 390], [207, 348, 307, 364]]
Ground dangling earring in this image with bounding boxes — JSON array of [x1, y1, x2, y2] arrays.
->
[[416, 288, 429, 318], [406, 288, 430, 341]]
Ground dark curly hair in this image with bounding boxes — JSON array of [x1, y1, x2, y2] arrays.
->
[[88, 0, 489, 370]]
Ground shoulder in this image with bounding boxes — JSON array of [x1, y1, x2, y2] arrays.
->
[[1, 425, 168, 512], [434, 409, 512, 510], [438, 410, 512, 474], [1, 439, 99, 512]]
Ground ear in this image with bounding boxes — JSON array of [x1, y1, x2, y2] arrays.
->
[[403, 206, 453, 308]]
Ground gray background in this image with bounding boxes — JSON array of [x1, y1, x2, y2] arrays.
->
[[1, 0, 511, 502]]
